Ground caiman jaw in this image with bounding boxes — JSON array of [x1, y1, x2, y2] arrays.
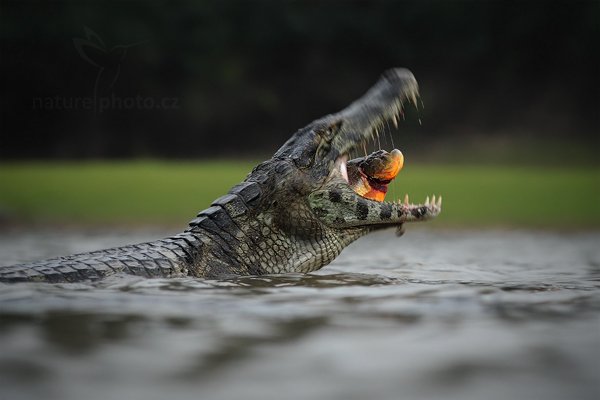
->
[[313, 68, 443, 228]]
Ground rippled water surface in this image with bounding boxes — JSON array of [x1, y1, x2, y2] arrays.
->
[[0, 228, 599, 400]]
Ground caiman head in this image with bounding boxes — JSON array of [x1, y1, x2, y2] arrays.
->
[[206, 68, 442, 275], [263, 68, 441, 232]]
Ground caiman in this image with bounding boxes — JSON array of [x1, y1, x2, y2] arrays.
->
[[0, 68, 441, 283]]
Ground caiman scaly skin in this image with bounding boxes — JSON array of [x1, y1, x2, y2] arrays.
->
[[0, 68, 441, 283]]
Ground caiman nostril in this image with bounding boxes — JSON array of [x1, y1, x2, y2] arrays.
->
[[382, 68, 416, 84]]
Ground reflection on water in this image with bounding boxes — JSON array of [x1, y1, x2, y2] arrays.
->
[[0, 228, 599, 400]]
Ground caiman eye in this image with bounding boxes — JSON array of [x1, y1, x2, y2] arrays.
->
[[315, 120, 343, 159], [316, 141, 331, 160], [323, 120, 343, 141], [316, 120, 342, 142]]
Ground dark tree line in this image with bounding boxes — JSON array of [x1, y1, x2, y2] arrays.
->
[[1, 0, 598, 159]]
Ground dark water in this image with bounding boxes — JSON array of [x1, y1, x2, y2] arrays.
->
[[0, 228, 599, 400]]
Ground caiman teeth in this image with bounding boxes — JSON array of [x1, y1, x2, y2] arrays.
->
[[387, 194, 442, 209], [410, 91, 419, 108], [339, 155, 349, 183]]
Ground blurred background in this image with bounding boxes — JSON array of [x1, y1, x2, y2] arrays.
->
[[0, 0, 598, 226]]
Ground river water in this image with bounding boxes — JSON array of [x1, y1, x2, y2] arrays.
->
[[0, 227, 599, 400]]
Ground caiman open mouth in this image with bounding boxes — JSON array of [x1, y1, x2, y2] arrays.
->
[[335, 120, 441, 212], [335, 98, 442, 212], [324, 68, 442, 220], [339, 151, 442, 211]]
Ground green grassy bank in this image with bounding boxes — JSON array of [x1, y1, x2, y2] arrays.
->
[[0, 161, 598, 228]]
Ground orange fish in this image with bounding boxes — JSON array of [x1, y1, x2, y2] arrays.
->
[[347, 149, 404, 202]]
